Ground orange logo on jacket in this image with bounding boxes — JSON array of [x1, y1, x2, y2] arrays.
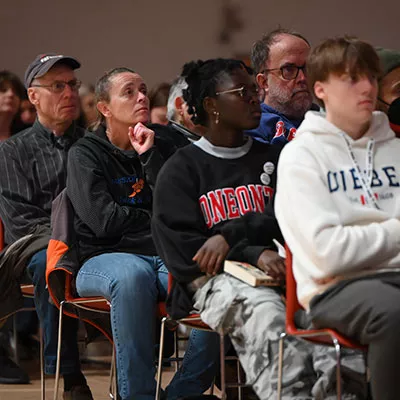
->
[[129, 178, 145, 197]]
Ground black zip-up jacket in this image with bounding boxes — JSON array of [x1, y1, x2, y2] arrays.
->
[[66, 125, 174, 262]]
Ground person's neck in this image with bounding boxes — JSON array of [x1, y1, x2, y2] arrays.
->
[[264, 98, 305, 121], [38, 116, 72, 137], [327, 112, 371, 140], [105, 121, 133, 151], [204, 127, 245, 148], [193, 125, 207, 136], [0, 113, 14, 140]]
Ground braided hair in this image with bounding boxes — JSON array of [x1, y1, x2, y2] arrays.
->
[[182, 58, 253, 126]]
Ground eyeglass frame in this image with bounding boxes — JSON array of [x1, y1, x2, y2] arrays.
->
[[215, 86, 259, 100], [261, 64, 307, 81], [31, 79, 82, 93]]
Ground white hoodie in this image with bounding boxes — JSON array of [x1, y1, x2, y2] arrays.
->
[[275, 110, 400, 310]]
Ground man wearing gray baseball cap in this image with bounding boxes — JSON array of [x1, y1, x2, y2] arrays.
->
[[0, 53, 93, 400]]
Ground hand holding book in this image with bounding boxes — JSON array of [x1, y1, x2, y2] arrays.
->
[[257, 249, 286, 280]]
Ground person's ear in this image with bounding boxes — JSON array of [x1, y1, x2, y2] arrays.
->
[[97, 101, 111, 118], [27, 88, 39, 106], [313, 81, 325, 103], [256, 72, 268, 92], [203, 96, 218, 118], [174, 96, 185, 116]]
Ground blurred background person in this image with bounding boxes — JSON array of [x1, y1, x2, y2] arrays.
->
[[77, 83, 98, 129], [149, 73, 208, 152], [149, 82, 171, 125], [0, 70, 25, 141], [18, 91, 37, 128], [167, 75, 206, 138], [376, 47, 400, 136]]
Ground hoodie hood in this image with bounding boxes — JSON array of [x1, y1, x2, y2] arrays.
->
[[296, 110, 396, 144]]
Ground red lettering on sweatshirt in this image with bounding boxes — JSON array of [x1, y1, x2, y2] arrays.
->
[[208, 189, 227, 225], [287, 127, 297, 141], [236, 186, 252, 215], [223, 188, 240, 219], [199, 195, 213, 229], [199, 185, 274, 229], [248, 184, 266, 212], [274, 121, 285, 138]]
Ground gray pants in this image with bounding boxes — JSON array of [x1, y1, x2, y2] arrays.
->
[[194, 274, 367, 400], [310, 273, 400, 400]]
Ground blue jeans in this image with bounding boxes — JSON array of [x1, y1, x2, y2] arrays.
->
[[76, 252, 168, 400], [166, 328, 222, 399], [27, 249, 81, 375]]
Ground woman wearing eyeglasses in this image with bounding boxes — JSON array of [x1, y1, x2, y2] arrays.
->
[[151, 57, 369, 400], [151, 58, 298, 399]]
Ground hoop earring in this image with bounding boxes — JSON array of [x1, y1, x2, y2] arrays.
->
[[213, 111, 220, 124]]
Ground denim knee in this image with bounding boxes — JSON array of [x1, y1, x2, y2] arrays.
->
[[26, 248, 47, 285]]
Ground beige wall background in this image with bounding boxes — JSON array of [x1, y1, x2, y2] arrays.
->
[[0, 0, 399, 88]]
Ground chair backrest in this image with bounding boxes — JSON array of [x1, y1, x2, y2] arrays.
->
[[0, 218, 4, 251], [284, 244, 303, 333]]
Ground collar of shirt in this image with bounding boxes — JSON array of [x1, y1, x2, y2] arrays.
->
[[33, 119, 77, 149]]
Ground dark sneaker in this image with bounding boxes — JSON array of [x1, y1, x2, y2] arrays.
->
[[63, 384, 94, 400], [0, 354, 30, 384]]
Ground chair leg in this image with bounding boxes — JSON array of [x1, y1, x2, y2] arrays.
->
[[156, 316, 167, 400], [53, 301, 64, 400], [219, 331, 226, 400], [277, 332, 286, 400], [209, 376, 215, 395], [109, 347, 117, 399], [332, 337, 342, 400], [40, 327, 45, 400], [236, 356, 242, 400], [174, 327, 179, 372], [12, 313, 19, 364]]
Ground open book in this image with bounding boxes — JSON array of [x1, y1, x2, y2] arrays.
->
[[224, 260, 282, 287]]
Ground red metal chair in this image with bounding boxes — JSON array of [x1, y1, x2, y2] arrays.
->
[[156, 274, 246, 400], [47, 254, 168, 400], [277, 245, 367, 399]]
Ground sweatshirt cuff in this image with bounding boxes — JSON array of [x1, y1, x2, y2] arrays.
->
[[138, 146, 157, 164], [241, 246, 269, 266], [382, 218, 400, 251], [218, 223, 245, 248]]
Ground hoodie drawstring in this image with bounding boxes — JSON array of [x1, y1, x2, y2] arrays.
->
[[341, 133, 380, 210]]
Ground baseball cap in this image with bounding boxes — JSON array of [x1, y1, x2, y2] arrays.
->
[[24, 53, 81, 88], [375, 47, 400, 79]]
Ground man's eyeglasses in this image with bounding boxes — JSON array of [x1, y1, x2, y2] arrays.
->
[[31, 80, 82, 93], [262, 65, 307, 81], [215, 86, 259, 100]]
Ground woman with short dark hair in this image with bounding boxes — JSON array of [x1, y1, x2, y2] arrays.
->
[[0, 70, 25, 140]]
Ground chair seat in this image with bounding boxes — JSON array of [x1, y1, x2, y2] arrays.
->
[[178, 313, 212, 330], [65, 296, 111, 312], [287, 326, 367, 350], [20, 284, 35, 297]]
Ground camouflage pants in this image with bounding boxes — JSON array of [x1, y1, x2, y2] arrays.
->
[[193, 274, 367, 400]]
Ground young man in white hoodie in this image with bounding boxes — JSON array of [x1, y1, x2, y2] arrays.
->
[[275, 36, 400, 400]]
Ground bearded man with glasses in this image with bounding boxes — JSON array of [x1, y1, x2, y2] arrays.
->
[[248, 28, 315, 147], [0, 54, 93, 399]]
